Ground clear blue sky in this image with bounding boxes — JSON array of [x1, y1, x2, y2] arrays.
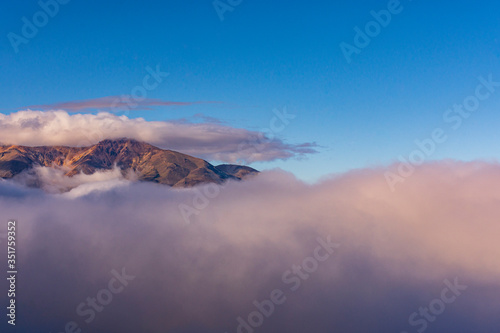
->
[[1, 0, 499, 181]]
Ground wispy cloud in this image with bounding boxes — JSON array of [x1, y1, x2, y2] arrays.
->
[[0, 110, 318, 163], [26, 96, 221, 112]]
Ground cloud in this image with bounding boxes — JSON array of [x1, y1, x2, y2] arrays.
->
[[0, 110, 317, 163], [11, 165, 135, 194], [26, 96, 221, 112], [0, 161, 499, 332]]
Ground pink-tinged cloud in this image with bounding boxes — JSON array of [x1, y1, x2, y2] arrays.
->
[[27, 96, 221, 112], [1, 161, 500, 332], [0, 110, 318, 163]]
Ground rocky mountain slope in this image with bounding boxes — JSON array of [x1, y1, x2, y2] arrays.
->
[[0, 138, 258, 188]]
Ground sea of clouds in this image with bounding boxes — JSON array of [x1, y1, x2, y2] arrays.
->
[[0, 160, 499, 332]]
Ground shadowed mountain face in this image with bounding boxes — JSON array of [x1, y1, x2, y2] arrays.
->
[[0, 138, 258, 188], [214, 164, 260, 180]]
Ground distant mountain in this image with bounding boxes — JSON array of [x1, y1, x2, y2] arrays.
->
[[0, 138, 258, 188], [214, 164, 260, 180]]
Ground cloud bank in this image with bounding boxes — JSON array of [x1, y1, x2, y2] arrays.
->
[[11, 165, 135, 194], [0, 161, 499, 332], [0, 110, 317, 163]]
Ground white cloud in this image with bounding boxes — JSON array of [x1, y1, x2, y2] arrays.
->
[[0, 110, 317, 163], [12, 165, 134, 194]]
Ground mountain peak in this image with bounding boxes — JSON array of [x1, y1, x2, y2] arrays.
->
[[97, 138, 143, 145], [94, 138, 153, 150], [0, 139, 258, 190]]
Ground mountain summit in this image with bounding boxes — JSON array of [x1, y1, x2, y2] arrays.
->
[[0, 138, 258, 188]]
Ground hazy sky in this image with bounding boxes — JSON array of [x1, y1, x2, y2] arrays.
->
[[1, 0, 500, 180]]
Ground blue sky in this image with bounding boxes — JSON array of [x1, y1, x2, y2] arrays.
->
[[1, 0, 500, 181]]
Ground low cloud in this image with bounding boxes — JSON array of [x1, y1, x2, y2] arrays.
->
[[11, 165, 135, 194], [0, 161, 499, 332], [0, 110, 317, 163]]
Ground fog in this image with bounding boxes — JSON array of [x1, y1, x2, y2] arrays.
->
[[0, 161, 499, 332]]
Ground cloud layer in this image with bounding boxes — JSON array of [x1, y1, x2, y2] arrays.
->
[[11, 165, 134, 194], [0, 161, 499, 332], [0, 110, 317, 163]]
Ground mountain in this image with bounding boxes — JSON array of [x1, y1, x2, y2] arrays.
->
[[0, 138, 258, 188], [214, 164, 259, 180]]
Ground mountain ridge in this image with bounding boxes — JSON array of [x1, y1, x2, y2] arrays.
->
[[0, 138, 259, 188]]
